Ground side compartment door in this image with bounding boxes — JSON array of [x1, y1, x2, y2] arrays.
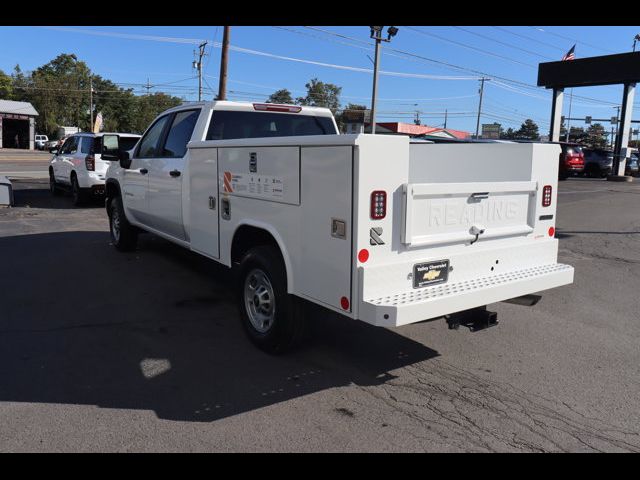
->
[[189, 147, 219, 258], [298, 146, 353, 311]]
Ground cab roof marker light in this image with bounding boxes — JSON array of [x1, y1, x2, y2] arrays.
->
[[253, 103, 302, 113]]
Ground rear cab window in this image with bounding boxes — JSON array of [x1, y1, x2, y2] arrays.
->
[[206, 110, 337, 140]]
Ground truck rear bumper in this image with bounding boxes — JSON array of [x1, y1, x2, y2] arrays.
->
[[359, 263, 574, 327]]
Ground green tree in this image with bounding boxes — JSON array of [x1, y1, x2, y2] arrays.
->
[[583, 123, 608, 149], [26, 54, 93, 136], [5, 54, 184, 137], [0, 69, 13, 99], [500, 127, 516, 140], [514, 119, 540, 140], [296, 78, 341, 112], [131, 93, 182, 134], [335, 103, 366, 133], [266, 89, 294, 104]]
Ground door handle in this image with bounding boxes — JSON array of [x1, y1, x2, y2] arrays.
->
[[170, 170, 181, 177], [139, 168, 148, 175]]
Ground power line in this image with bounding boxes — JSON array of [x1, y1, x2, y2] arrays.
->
[[296, 26, 621, 107], [404, 26, 537, 69], [529, 26, 615, 55], [451, 26, 555, 61]]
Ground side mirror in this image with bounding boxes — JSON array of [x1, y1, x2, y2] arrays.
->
[[101, 134, 121, 162], [102, 134, 133, 169]]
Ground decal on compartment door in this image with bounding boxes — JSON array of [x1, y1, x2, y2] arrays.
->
[[223, 171, 233, 193], [222, 171, 284, 200]]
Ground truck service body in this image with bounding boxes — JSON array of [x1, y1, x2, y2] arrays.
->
[[104, 101, 574, 352]]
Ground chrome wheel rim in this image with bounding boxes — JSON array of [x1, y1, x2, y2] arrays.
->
[[111, 205, 121, 243], [244, 268, 275, 333]]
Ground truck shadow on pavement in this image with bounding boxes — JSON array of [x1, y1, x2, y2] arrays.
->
[[0, 231, 439, 423]]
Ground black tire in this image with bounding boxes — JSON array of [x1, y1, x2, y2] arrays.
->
[[237, 245, 305, 354], [108, 195, 138, 252], [70, 174, 86, 206], [49, 170, 62, 196]]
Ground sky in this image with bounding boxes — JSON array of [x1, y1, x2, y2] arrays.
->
[[1, 25, 639, 135]]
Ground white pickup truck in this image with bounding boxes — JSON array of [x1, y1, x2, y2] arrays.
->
[[102, 101, 574, 353]]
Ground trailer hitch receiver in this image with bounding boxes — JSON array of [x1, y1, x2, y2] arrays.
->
[[446, 306, 498, 332]]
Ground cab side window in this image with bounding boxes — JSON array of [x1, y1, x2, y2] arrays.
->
[[162, 110, 200, 158], [137, 115, 171, 158]]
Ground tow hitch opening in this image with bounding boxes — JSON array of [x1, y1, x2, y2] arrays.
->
[[446, 306, 498, 332]]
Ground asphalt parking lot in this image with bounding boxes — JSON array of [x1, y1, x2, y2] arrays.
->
[[1, 175, 639, 452]]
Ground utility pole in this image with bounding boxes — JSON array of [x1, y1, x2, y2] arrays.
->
[[444, 109, 448, 129], [217, 26, 230, 101], [475, 77, 488, 139], [89, 76, 94, 132], [193, 41, 208, 101], [414, 110, 421, 125], [145, 78, 152, 95], [369, 26, 398, 135]]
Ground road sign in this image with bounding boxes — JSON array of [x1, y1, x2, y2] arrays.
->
[[585, 116, 592, 124]]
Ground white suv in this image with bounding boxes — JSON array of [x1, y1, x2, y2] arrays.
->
[[35, 135, 49, 150], [49, 132, 141, 205]]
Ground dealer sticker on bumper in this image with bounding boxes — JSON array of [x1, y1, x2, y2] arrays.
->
[[413, 260, 450, 288]]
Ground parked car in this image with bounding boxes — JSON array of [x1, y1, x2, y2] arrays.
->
[[49, 132, 141, 205], [583, 148, 613, 178], [47, 138, 65, 153], [35, 135, 49, 150], [625, 152, 639, 177], [558, 143, 585, 180]]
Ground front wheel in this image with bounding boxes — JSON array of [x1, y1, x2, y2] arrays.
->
[[237, 245, 305, 354], [108, 195, 138, 251]]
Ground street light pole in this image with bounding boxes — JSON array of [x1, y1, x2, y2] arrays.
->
[[369, 26, 398, 135]]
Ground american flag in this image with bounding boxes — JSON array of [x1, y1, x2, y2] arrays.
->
[[562, 44, 576, 61]]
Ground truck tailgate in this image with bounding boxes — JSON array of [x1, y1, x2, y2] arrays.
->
[[402, 181, 537, 247]]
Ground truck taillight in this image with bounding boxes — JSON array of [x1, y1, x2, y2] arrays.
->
[[253, 103, 302, 113], [85, 155, 95, 171], [542, 185, 552, 207], [370, 190, 387, 219]]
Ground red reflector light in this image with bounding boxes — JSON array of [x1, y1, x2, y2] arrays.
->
[[340, 296, 350, 310], [548, 226, 555, 237], [358, 249, 369, 263], [253, 103, 302, 113], [542, 185, 552, 207], [370, 190, 387, 219], [85, 155, 95, 171]]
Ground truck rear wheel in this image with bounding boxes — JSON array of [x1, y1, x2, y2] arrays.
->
[[237, 245, 304, 354], [108, 195, 138, 252]]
